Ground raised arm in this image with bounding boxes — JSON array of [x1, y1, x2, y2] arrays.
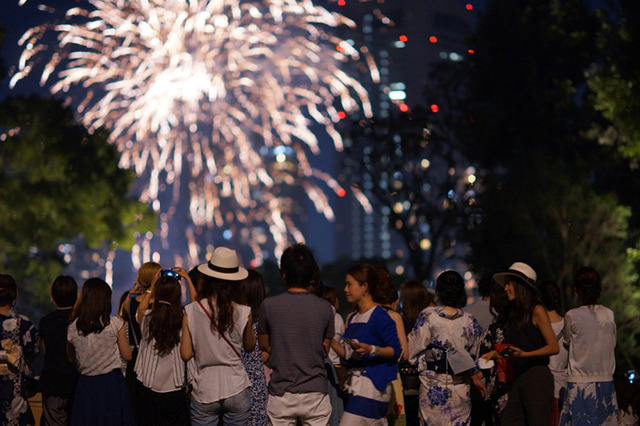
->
[[174, 266, 197, 303]]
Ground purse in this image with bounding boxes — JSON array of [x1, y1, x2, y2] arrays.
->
[[399, 360, 420, 390]]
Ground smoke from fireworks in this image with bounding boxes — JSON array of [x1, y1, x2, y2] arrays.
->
[[11, 0, 375, 267]]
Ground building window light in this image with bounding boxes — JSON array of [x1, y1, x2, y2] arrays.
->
[[388, 90, 406, 101]]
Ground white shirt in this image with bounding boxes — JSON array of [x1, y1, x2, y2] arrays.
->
[[549, 320, 568, 398], [328, 308, 345, 365], [563, 305, 616, 383], [68, 316, 124, 376], [134, 310, 185, 393], [185, 300, 251, 403]]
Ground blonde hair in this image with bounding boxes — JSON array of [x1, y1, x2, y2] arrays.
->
[[137, 262, 162, 290]]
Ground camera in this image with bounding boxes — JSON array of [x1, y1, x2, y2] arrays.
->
[[160, 268, 180, 279]]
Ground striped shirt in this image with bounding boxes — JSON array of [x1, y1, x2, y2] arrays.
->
[[134, 311, 185, 393]]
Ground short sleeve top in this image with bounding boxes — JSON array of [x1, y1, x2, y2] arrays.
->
[[68, 316, 124, 376]]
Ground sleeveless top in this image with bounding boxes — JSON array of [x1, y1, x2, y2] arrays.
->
[[505, 310, 549, 375]]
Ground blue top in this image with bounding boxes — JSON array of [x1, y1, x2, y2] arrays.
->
[[344, 305, 401, 391]]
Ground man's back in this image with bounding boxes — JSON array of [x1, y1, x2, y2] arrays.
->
[[258, 291, 334, 396]]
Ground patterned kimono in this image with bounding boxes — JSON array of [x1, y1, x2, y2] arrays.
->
[[0, 313, 40, 426], [478, 322, 510, 425], [407, 307, 483, 426]]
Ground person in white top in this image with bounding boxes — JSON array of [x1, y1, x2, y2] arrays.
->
[[180, 247, 255, 426], [134, 266, 196, 426], [539, 280, 568, 426], [559, 266, 619, 425], [67, 278, 135, 426]]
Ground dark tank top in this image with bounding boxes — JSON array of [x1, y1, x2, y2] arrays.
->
[[505, 308, 549, 375]]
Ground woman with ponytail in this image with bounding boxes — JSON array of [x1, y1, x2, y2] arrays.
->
[[331, 263, 402, 425], [180, 247, 255, 426], [134, 266, 196, 426]]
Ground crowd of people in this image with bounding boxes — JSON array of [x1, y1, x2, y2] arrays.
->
[[0, 244, 637, 426]]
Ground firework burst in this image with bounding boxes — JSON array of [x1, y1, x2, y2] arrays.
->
[[12, 0, 374, 266]]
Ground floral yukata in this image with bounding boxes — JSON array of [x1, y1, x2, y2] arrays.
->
[[408, 307, 483, 426], [0, 313, 39, 426]]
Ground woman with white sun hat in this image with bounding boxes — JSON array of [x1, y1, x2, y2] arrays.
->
[[481, 262, 559, 426], [180, 247, 256, 426]]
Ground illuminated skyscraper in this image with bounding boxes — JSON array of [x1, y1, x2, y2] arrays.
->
[[321, 0, 475, 273]]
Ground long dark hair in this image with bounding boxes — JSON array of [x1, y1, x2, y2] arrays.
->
[[506, 278, 538, 330], [198, 275, 243, 335], [0, 274, 18, 307], [240, 270, 266, 320], [400, 281, 433, 330], [73, 278, 112, 335], [540, 280, 563, 315], [373, 266, 398, 306], [148, 276, 183, 356], [490, 283, 510, 323]]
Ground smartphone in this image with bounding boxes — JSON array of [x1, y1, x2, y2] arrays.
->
[[161, 268, 180, 279], [500, 347, 515, 358], [342, 337, 359, 348]]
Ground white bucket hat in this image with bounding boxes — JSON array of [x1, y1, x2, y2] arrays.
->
[[198, 247, 248, 281], [493, 262, 538, 294]]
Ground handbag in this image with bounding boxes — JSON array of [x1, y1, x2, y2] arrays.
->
[[398, 360, 420, 390]]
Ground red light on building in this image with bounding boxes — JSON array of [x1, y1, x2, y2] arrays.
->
[[429, 36, 438, 43], [466, 4, 473, 10], [399, 103, 409, 112], [337, 188, 347, 197], [337, 0, 346, 5], [337, 111, 347, 119], [399, 35, 408, 42], [430, 104, 439, 113], [468, 49, 475, 54]]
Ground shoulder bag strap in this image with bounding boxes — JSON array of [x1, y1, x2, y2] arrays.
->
[[196, 300, 242, 359]]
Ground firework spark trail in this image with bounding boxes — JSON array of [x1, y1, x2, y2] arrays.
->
[[12, 0, 375, 265]]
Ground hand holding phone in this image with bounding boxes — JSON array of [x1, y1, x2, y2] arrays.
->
[[161, 268, 180, 279], [500, 347, 515, 358], [342, 337, 359, 348]]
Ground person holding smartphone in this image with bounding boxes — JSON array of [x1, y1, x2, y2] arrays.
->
[[481, 262, 559, 426], [331, 263, 402, 425]]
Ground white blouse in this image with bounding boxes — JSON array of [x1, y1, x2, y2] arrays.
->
[[135, 310, 185, 393], [184, 300, 251, 404], [68, 316, 124, 376], [563, 305, 616, 383]]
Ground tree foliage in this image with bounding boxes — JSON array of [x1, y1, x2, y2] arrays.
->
[[467, 0, 640, 367], [0, 95, 155, 316], [587, 0, 640, 160], [343, 100, 476, 281]]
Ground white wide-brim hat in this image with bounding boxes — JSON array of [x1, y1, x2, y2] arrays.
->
[[198, 247, 248, 281], [493, 262, 538, 294]]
